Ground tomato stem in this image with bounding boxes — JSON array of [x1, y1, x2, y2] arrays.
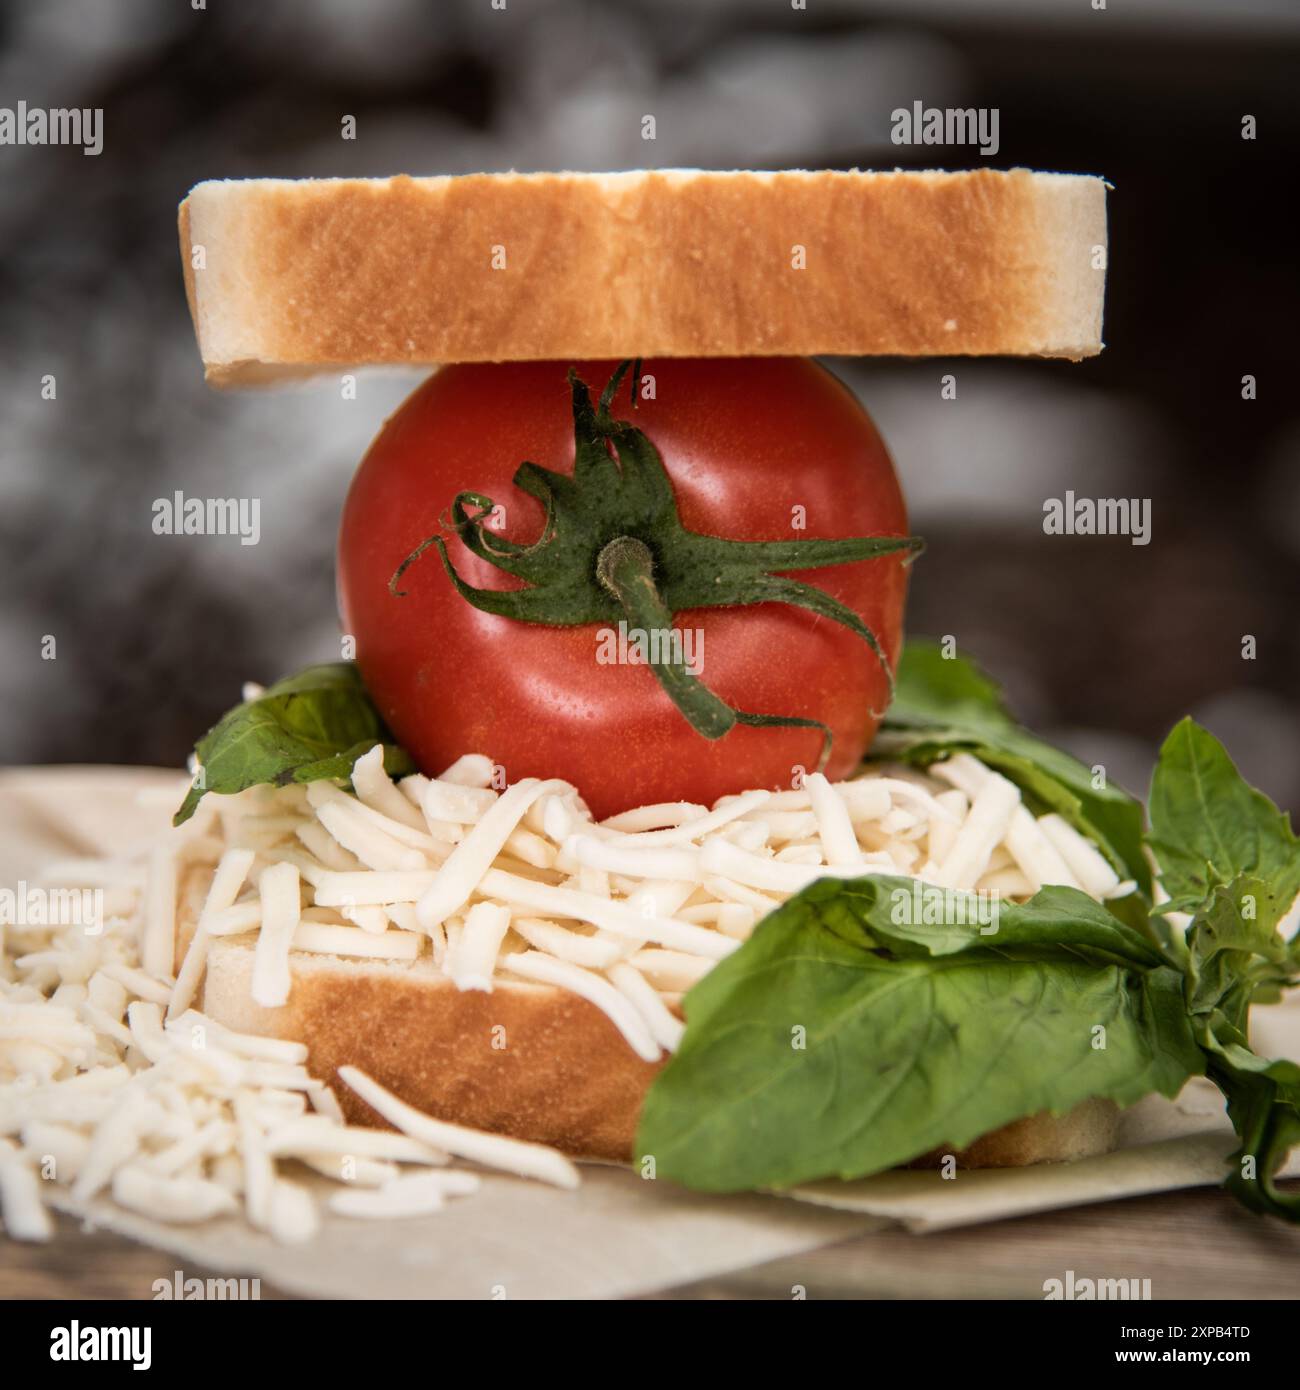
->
[[596, 535, 736, 739], [595, 534, 655, 598]]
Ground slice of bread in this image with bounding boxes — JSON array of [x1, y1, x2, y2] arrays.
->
[[178, 168, 1107, 385], [200, 934, 1118, 1171], [202, 934, 659, 1162]]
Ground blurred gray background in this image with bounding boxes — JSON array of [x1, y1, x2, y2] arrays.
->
[[2, 0, 1298, 813]]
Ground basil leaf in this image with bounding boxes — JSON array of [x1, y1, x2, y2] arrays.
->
[[1148, 718, 1300, 920], [1209, 1049, 1300, 1221], [1171, 876, 1300, 1220], [1184, 877, 1293, 1022], [173, 663, 416, 825], [816, 875, 1164, 969], [877, 641, 1148, 893], [636, 876, 1201, 1192], [1191, 953, 1300, 1218]]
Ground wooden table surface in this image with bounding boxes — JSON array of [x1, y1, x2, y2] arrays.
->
[[6, 1184, 1297, 1300]]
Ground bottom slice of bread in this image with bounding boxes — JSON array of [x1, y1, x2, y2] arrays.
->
[[202, 935, 1118, 1169], [203, 935, 660, 1161]]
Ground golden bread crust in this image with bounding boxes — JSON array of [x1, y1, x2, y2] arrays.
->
[[179, 168, 1107, 384], [203, 936, 666, 1161]]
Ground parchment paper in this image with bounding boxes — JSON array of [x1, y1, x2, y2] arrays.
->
[[4, 767, 1297, 1297]]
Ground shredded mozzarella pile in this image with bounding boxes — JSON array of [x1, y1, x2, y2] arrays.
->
[[192, 745, 1132, 1059], [0, 762, 584, 1242], [0, 744, 1132, 1243]]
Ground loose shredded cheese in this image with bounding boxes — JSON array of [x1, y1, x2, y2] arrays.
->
[[448, 902, 512, 992], [351, 744, 427, 831], [251, 862, 301, 1008], [608, 963, 685, 1053], [436, 754, 496, 788], [294, 922, 422, 960], [140, 844, 178, 981], [416, 778, 572, 929], [310, 785, 428, 872], [504, 951, 660, 1062], [0, 1139, 53, 1240], [328, 1169, 481, 1219], [339, 1065, 581, 1189], [806, 773, 865, 868], [1038, 813, 1123, 898], [510, 917, 626, 968], [169, 848, 254, 1021], [932, 771, 1020, 890]]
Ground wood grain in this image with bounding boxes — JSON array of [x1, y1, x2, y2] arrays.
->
[[0, 1215, 294, 1301], [646, 1186, 1300, 1300], [7, 1185, 1297, 1300]]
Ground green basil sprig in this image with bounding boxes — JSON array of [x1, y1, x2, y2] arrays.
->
[[1146, 723, 1300, 1217], [173, 663, 415, 826], [1148, 717, 1300, 919], [637, 876, 1201, 1192], [639, 648, 1300, 1222]]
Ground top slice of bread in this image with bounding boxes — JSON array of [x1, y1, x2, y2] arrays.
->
[[178, 168, 1107, 385]]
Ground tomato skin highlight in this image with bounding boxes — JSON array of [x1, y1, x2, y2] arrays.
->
[[337, 358, 911, 819]]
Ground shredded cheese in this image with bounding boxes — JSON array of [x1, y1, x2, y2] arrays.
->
[[250, 862, 301, 1008], [932, 770, 1020, 890], [1, 733, 1136, 1246], [416, 779, 572, 928], [169, 847, 254, 1021], [448, 902, 512, 991], [1038, 814, 1123, 898], [351, 744, 427, 831], [140, 844, 178, 980], [339, 1065, 581, 1189], [328, 1169, 481, 1219], [504, 951, 660, 1062], [0, 1138, 52, 1240]]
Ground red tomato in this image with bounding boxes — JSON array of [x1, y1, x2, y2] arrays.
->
[[337, 358, 911, 818]]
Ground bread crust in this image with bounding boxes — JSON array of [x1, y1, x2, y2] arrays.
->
[[909, 1097, 1120, 1170], [179, 168, 1107, 385], [203, 935, 665, 1161], [201, 935, 1117, 1169]]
